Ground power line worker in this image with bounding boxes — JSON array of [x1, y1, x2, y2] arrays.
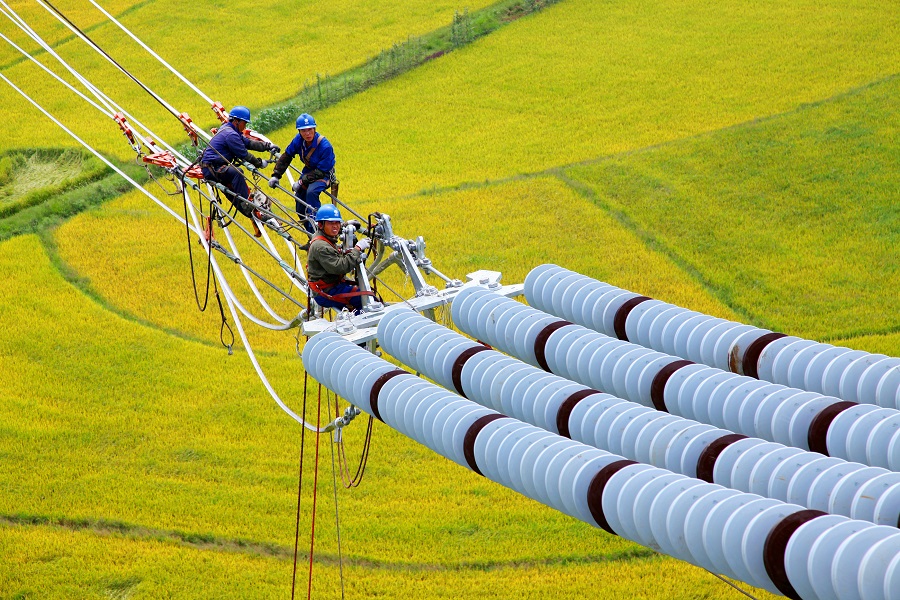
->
[[306, 204, 372, 312], [268, 113, 335, 234], [200, 106, 277, 236]]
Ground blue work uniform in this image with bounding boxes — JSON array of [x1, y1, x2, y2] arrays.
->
[[271, 132, 335, 230], [200, 122, 268, 218]]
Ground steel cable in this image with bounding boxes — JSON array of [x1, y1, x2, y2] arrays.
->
[[1, 70, 335, 433]]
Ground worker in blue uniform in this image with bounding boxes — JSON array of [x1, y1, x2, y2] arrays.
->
[[200, 106, 277, 236], [268, 113, 336, 234]]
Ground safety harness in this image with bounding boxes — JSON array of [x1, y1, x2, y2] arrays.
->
[[307, 234, 375, 307], [299, 135, 337, 193], [300, 136, 321, 167]]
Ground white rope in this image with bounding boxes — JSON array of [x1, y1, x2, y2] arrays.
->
[[0, 29, 111, 117], [220, 219, 292, 325], [85, 0, 214, 105], [0, 1, 194, 163]]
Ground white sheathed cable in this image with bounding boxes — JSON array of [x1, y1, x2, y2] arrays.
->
[[1, 71, 326, 433], [0, 29, 112, 117], [0, 71, 186, 225], [0, 1, 194, 163], [32, 0, 183, 119], [219, 221, 291, 325], [179, 179, 325, 432], [85, 0, 214, 105]]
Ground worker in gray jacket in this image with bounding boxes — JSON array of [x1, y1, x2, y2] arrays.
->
[[306, 204, 372, 311]]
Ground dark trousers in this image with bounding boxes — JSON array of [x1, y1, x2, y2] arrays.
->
[[202, 164, 254, 218], [295, 179, 329, 233]]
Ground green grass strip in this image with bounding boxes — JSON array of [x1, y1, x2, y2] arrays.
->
[[0, 160, 147, 242], [0, 149, 110, 219], [0, 513, 657, 569], [250, 0, 564, 135]]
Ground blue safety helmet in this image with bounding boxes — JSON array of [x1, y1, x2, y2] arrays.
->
[[296, 113, 317, 130], [229, 106, 251, 123], [315, 204, 342, 222]]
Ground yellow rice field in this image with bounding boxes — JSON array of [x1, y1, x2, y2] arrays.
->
[[0, 522, 780, 599], [291, 0, 900, 201], [2, 0, 898, 597], [0, 0, 496, 155]]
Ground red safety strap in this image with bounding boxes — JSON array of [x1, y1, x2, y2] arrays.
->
[[308, 279, 374, 306]]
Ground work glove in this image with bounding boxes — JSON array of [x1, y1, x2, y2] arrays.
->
[[249, 156, 263, 169], [258, 158, 269, 169], [354, 237, 371, 252], [268, 143, 281, 154], [268, 177, 280, 189]]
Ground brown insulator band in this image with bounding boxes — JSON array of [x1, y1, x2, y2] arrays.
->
[[649, 359, 694, 412], [462, 413, 507, 476], [807, 401, 858, 456], [695, 433, 748, 483], [534, 320, 572, 372], [763, 509, 828, 600], [368, 369, 408, 422], [451, 345, 491, 398], [586, 459, 638, 535], [556, 388, 603, 438], [742, 332, 787, 379], [613, 296, 651, 341]]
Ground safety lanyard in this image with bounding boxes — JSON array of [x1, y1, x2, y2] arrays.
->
[[301, 134, 321, 167]]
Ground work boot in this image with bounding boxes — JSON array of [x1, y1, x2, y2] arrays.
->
[[251, 218, 262, 238]]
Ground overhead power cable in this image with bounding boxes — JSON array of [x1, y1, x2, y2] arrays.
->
[[0, 70, 347, 434], [0, 1, 190, 163], [0, 4, 374, 437], [2, 2, 310, 310], [27, 0, 312, 239], [23, 0, 322, 244], [35, 0, 183, 122], [85, 0, 214, 105], [0, 72, 187, 226], [0, 29, 110, 117]]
